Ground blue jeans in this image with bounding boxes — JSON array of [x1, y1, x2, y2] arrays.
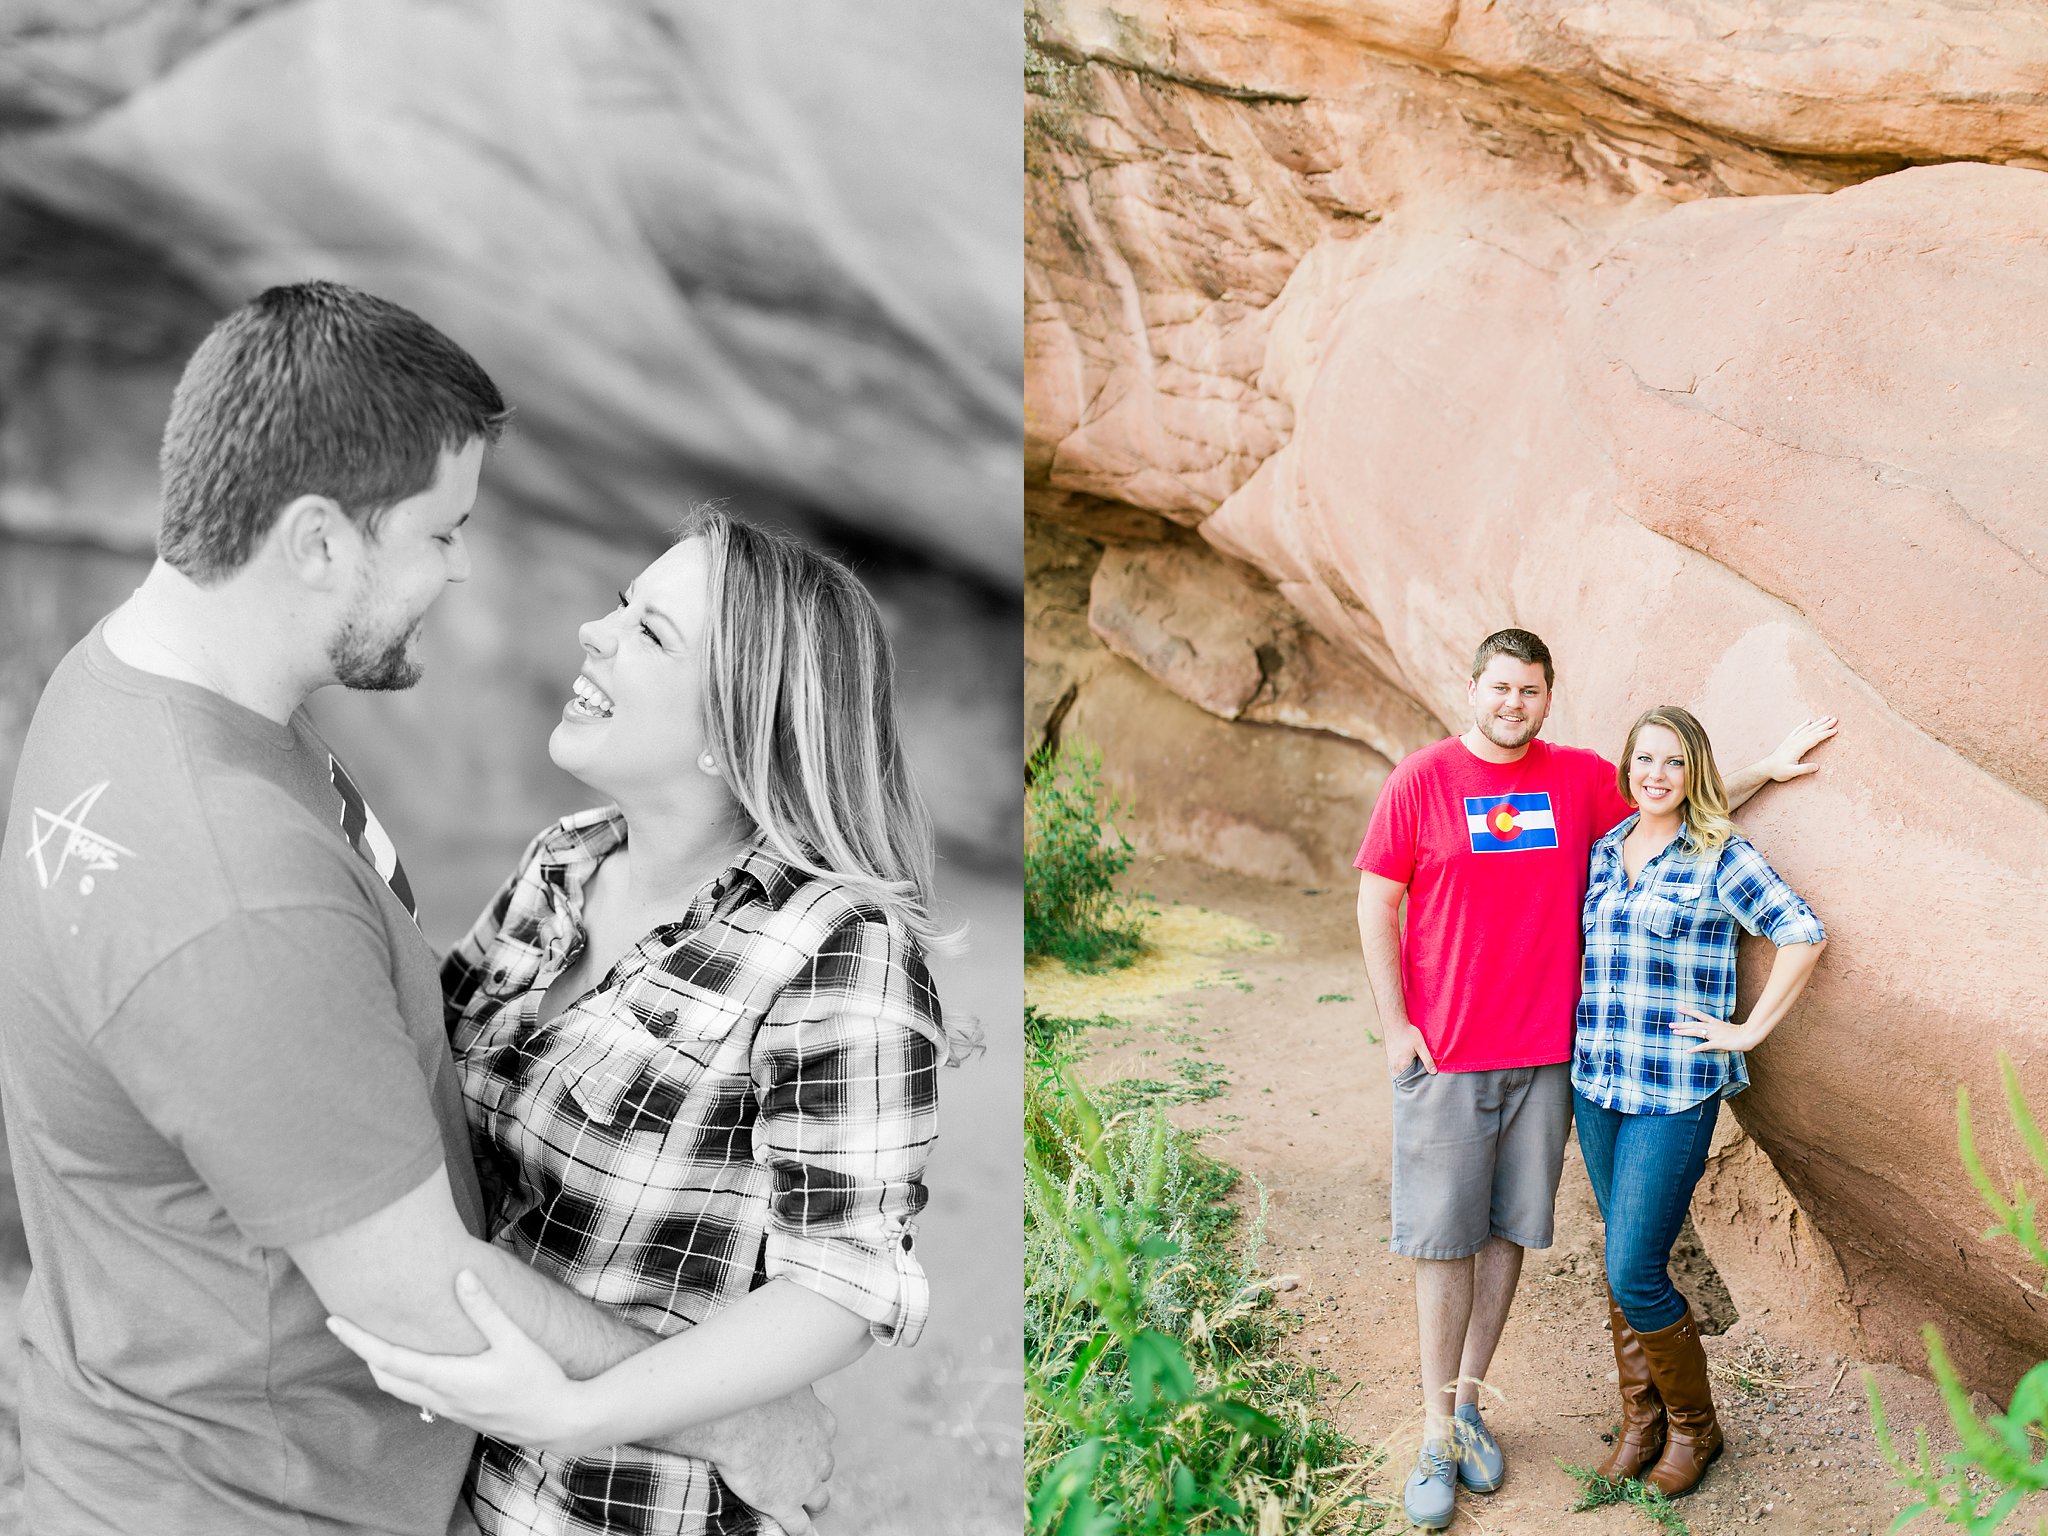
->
[[1572, 1091, 1721, 1333]]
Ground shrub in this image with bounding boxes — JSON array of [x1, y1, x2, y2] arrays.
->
[[1025, 740, 1148, 971], [1024, 1011, 1373, 1534], [1870, 1054, 2048, 1533]]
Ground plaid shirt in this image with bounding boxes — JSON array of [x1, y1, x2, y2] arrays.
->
[[1574, 817, 1825, 1116], [442, 807, 943, 1536]]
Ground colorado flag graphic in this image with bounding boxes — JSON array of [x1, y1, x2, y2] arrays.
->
[[330, 756, 419, 922], [1464, 791, 1559, 853]]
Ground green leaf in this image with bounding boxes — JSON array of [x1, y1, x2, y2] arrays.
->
[[2004, 1361, 2048, 1428], [1128, 1328, 1198, 1413], [1028, 1439, 1104, 1535], [1060, 1330, 1113, 1398], [1210, 1398, 1287, 1437]]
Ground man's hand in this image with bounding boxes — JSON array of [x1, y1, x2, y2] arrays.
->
[[682, 1386, 835, 1534], [1384, 1019, 1437, 1078], [1764, 717, 1838, 782]]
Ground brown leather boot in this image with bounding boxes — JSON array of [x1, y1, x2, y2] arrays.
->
[[1635, 1303, 1723, 1497], [1595, 1292, 1665, 1481]]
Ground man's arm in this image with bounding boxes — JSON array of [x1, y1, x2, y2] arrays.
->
[[1357, 872, 1434, 1075], [1723, 716, 1838, 812], [288, 1166, 831, 1520]]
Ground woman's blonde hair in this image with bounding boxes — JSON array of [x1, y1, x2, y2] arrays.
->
[[1618, 705, 1739, 852], [677, 505, 970, 974]]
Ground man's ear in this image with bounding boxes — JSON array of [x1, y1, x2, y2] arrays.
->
[[270, 495, 357, 591]]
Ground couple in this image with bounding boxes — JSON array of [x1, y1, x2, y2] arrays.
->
[[1355, 628, 1831, 1530], [0, 283, 968, 1535]]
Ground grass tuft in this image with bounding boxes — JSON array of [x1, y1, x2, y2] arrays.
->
[[1562, 1463, 1691, 1534]]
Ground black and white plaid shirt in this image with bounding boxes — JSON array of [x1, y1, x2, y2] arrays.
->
[[442, 807, 943, 1536]]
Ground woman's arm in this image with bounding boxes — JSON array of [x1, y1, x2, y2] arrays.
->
[[1670, 937, 1826, 1053], [1722, 716, 1838, 811], [329, 1270, 868, 1457], [1671, 833, 1829, 1051]]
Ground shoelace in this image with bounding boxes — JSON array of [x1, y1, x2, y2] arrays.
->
[[1415, 1446, 1454, 1484]]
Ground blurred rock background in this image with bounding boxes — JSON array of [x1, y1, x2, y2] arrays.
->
[[0, 4, 1021, 1531], [1027, 0, 2048, 1401]]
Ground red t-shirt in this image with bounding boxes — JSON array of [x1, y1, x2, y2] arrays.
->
[[1354, 736, 1632, 1071]]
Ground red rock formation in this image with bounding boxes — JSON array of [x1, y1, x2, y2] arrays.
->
[[1028, 0, 2048, 1392]]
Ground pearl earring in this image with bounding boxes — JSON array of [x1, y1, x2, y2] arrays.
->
[[698, 752, 718, 775]]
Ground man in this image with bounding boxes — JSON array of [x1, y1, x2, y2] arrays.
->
[[1353, 628, 1831, 1530], [0, 283, 830, 1535]]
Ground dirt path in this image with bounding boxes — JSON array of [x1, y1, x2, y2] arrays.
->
[[1049, 855, 1994, 1536]]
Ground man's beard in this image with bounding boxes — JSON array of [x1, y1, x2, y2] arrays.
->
[[1477, 712, 1539, 750], [330, 589, 425, 692]]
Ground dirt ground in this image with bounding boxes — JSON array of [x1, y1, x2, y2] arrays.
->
[[1044, 855, 2023, 1536]]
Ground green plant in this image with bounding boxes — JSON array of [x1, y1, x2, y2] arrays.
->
[[1561, 1463, 1690, 1533], [1099, 1057, 1231, 1112], [1025, 741, 1147, 971], [1869, 1054, 2048, 1534], [1024, 1016, 1375, 1533]]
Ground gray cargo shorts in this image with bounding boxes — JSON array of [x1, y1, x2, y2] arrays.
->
[[1389, 1060, 1572, 1260]]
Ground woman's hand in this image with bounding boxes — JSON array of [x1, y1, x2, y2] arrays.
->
[[1668, 1004, 1761, 1054], [327, 1270, 601, 1457], [1765, 716, 1839, 782]]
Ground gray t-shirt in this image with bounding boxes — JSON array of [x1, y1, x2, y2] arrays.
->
[[0, 624, 488, 1535]]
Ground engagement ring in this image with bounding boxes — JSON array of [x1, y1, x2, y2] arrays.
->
[[420, 1408, 436, 1424]]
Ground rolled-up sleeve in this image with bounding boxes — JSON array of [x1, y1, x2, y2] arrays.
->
[[751, 912, 943, 1346], [1716, 839, 1826, 947]]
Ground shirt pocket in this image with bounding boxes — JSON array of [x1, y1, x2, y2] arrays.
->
[[556, 993, 751, 1131], [1642, 869, 1707, 938]]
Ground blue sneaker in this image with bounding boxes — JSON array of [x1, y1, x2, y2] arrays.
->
[[1452, 1403, 1505, 1493], [1403, 1442, 1457, 1529]]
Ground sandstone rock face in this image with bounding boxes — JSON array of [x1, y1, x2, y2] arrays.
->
[[1028, 0, 2048, 1392], [1692, 1115, 1864, 1363], [1028, 519, 1389, 885], [0, 2, 1022, 900]]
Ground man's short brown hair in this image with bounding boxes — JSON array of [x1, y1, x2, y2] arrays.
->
[[157, 281, 510, 583], [1471, 628, 1554, 688]]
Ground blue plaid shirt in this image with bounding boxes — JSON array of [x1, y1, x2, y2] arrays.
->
[[1574, 817, 1825, 1115]]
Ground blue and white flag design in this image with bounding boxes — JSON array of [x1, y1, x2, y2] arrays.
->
[[1464, 791, 1559, 853]]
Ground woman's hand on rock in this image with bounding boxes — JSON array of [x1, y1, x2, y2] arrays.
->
[[1766, 716, 1839, 781]]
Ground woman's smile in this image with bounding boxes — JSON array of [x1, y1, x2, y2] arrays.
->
[[565, 673, 614, 721]]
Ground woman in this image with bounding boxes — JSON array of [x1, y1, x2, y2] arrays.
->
[[1575, 706, 1826, 1499], [332, 505, 972, 1534]]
